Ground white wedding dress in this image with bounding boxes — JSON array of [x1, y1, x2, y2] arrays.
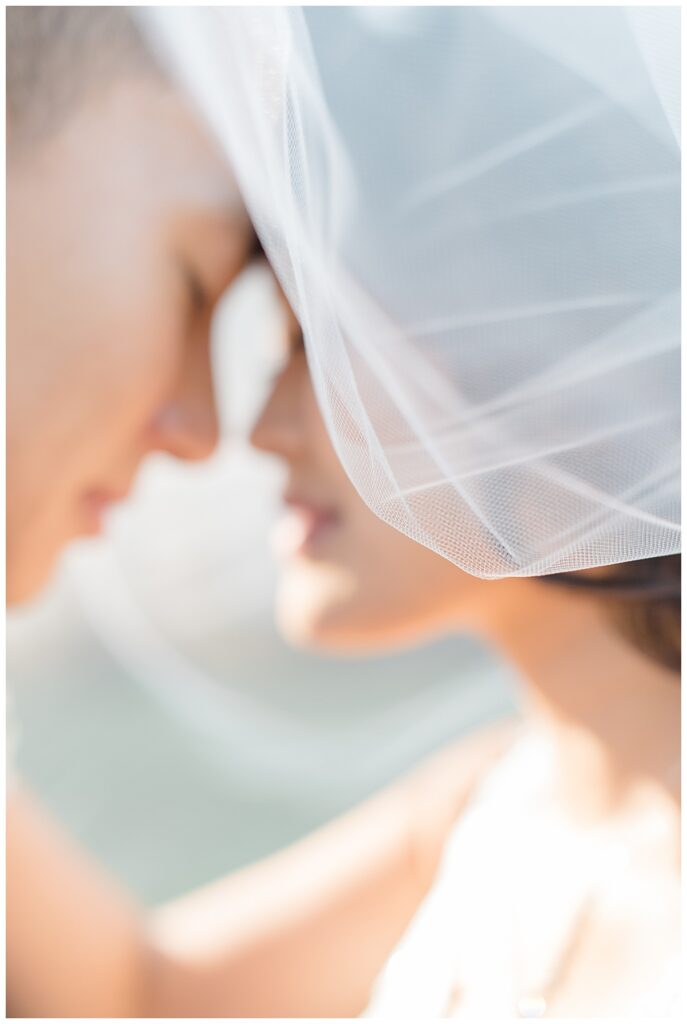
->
[[365, 731, 681, 1019]]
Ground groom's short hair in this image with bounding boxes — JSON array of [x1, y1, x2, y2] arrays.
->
[[7, 6, 162, 149]]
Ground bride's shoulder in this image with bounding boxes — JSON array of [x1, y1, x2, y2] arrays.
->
[[417, 714, 526, 792], [403, 714, 524, 887]]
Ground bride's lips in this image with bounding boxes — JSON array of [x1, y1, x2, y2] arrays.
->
[[272, 494, 340, 557]]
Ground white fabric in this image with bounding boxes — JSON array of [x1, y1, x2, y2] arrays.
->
[[364, 731, 682, 1018], [139, 6, 680, 578]]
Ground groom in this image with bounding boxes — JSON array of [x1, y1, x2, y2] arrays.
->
[[7, 6, 256, 606], [7, 8, 513, 1017]]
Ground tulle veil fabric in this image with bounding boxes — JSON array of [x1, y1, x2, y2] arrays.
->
[[138, 6, 680, 579]]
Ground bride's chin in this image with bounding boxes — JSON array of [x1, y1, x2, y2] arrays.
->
[[274, 562, 366, 652], [274, 565, 427, 656]]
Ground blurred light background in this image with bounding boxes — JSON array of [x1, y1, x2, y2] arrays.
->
[[7, 268, 517, 906]]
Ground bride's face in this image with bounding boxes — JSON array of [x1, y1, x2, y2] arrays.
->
[[251, 298, 486, 653], [7, 76, 253, 604]]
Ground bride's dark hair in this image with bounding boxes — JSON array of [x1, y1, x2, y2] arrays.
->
[[545, 555, 681, 672]]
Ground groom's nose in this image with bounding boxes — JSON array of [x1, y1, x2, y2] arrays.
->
[[149, 340, 220, 463], [151, 398, 220, 462]]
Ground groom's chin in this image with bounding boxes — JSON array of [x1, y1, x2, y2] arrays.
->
[[6, 537, 67, 609]]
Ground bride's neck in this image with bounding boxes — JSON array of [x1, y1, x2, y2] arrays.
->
[[474, 580, 680, 828]]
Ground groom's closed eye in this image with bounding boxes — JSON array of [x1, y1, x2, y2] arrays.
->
[[289, 322, 305, 355], [182, 261, 209, 318], [249, 230, 265, 261]]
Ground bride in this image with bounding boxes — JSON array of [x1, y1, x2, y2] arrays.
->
[[158, 5, 680, 1014], [251, 291, 680, 1016]]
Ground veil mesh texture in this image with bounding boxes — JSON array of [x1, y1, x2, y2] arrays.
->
[[140, 6, 681, 578]]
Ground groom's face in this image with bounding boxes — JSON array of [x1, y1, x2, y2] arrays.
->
[[7, 76, 253, 604]]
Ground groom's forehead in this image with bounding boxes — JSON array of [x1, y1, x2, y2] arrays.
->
[[6, 6, 161, 150], [7, 6, 264, 268]]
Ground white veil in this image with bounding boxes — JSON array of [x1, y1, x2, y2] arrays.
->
[[139, 5, 680, 579]]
